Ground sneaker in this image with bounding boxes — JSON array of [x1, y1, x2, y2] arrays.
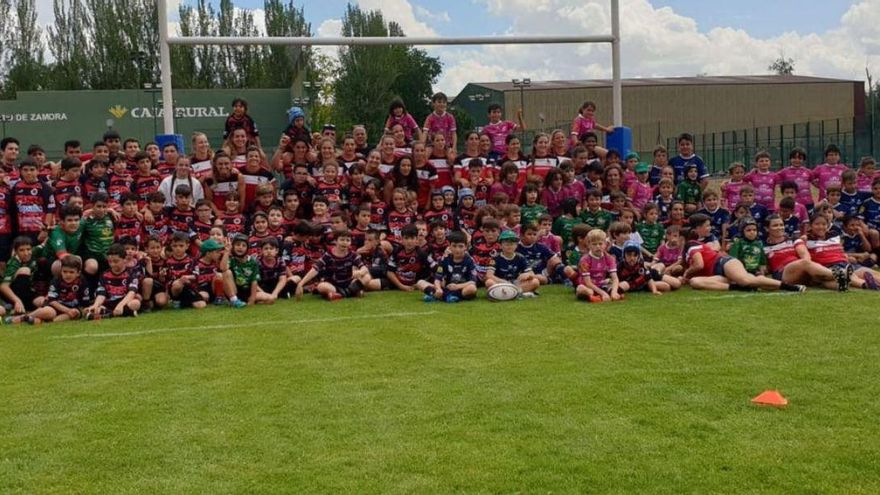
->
[[2, 316, 13, 325], [444, 294, 460, 303], [230, 299, 247, 309], [423, 294, 436, 303], [25, 316, 41, 326], [589, 295, 603, 303], [833, 265, 851, 292], [794, 284, 807, 293], [212, 297, 226, 306], [521, 291, 537, 298], [863, 271, 879, 291], [170, 301, 182, 310]]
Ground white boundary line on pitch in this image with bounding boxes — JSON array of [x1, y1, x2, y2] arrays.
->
[[684, 292, 801, 300], [51, 311, 439, 340]]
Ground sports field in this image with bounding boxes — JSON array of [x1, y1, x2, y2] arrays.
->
[[2, 287, 879, 493]]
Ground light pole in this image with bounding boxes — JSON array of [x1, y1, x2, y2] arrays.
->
[[144, 82, 163, 137], [512, 78, 531, 141]]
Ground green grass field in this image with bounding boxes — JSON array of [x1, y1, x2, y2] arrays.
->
[[2, 287, 879, 493]]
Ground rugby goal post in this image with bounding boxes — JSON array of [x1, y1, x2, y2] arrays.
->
[[157, 0, 622, 135]]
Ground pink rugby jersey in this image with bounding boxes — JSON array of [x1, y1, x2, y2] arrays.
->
[[629, 181, 653, 210], [776, 166, 814, 205], [578, 252, 617, 287], [571, 115, 596, 136], [482, 121, 517, 154], [721, 180, 745, 208], [811, 163, 849, 201], [423, 112, 456, 147], [744, 170, 778, 210], [857, 171, 878, 193]]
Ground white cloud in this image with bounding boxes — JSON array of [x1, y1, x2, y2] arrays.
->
[[414, 5, 450, 23], [356, 0, 437, 37], [432, 0, 880, 94], [315, 18, 343, 59]]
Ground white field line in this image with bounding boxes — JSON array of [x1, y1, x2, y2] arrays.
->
[[685, 292, 801, 300], [51, 311, 438, 340]]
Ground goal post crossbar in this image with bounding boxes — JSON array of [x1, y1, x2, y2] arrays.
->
[[156, 0, 622, 134]]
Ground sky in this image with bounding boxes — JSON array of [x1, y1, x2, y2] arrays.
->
[[32, 0, 880, 94]]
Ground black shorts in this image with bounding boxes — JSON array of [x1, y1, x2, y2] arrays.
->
[[174, 286, 206, 307], [79, 249, 109, 273]]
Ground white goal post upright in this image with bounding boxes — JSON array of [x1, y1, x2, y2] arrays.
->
[[156, 0, 622, 135]]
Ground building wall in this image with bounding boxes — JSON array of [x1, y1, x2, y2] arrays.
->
[[498, 82, 858, 152], [0, 88, 292, 157]]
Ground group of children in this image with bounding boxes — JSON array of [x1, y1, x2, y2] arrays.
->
[[1, 95, 878, 325]]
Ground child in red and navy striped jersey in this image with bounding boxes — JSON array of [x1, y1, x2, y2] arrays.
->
[[85, 243, 140, 319]]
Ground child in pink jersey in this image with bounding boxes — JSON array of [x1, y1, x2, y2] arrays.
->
[[422, 92, 457, 152], [776, 147, 814, 208], [811, 144, 849, 202], [569, 101, 613, 147], [744, 150, 778, 211], [575, 228, 621, 302], [721, 162, 746, 209], [856, 156, 877, 193], [483, 103, 524, 159]]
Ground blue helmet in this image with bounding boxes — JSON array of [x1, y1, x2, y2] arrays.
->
[[287, 106, 305, 125]]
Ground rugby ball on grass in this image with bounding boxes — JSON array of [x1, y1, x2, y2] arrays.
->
[[486, 282, 522, 302]]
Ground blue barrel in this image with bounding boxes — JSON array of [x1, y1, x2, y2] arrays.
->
[[155, 134, 186, 158], [605, 126, 632, 158]]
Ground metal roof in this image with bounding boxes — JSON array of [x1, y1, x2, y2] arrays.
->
[[469, 75, 861, 92]]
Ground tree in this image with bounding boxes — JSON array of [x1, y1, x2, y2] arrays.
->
[[332, 3, 442, 139], [3, 0, 47, 96], [263, 0, 312, 88], [769, 56, 794, 75], [47, 0, 92, 90]]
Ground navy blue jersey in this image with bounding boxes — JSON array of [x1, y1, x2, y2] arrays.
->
[[516, 241, 554, 273], [782, 215, 801, 239], [387, 245, 433, 286], [435, 254, 477, 285], [258, 256, 286, 286], [47, 276, 91, 308], [669, 154, 708, 184], [697, 207, 731, 239], [840, 190, 869, 217], [749, 203, 770, 226], [842, 232, 865, 253], [859, 197, 880, 229], [608, 244, 625, 264], [654, 195, 674, 221], [489, 252, 531, 282]]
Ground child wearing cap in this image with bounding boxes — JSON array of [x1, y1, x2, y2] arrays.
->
[[676, 163, 703, 214], [455, 187, 478, 235], [486, 230, 539, 297], [627, 163, 653, 212], [196, 237, 246, 308]]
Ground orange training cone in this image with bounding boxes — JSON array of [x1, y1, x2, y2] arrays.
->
[[751, 390, 788, 407]]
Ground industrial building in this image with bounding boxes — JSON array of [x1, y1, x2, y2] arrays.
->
[[453, 75, 866, 169]]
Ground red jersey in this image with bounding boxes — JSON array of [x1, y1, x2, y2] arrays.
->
[[763, 239, 804, 274], [107, 172, 133, 209], [134, 174, 161, 209], [428, 157, 452, 189], [12, 179, 56, 233], [0, 183, 11, 234], [164, 254, 196, 290], [221, 212, 247, 238], [114, 214, 143, 245], [423, 208, 455, 230], [805, 237, 847, 267], [53, 178, 83, 209], [386, 209, 418, 243], [685, 242, 721, 278]]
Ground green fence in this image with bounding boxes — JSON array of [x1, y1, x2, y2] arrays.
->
[[664, 118, 879, 176]]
